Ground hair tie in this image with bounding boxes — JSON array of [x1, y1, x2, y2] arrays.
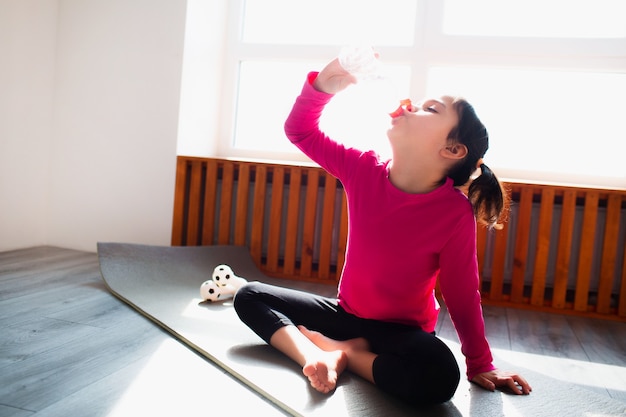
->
[[476, 158, 484, 170]]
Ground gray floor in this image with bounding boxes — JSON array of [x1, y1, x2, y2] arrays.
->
[[1, 246, 625, 416]]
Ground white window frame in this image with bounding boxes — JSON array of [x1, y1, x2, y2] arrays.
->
[[178, 0, 626, 188]]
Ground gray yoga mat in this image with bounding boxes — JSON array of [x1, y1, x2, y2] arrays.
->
[[97, 242, 626, 417]]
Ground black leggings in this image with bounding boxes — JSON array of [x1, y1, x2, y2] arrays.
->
[[234, 281, 460, 405]]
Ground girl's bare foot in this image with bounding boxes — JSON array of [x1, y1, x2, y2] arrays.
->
[[298, 326, 370, 393], [302, 350, 347, 393]]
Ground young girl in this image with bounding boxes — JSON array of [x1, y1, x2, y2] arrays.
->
[[234, 58, 531, 405]]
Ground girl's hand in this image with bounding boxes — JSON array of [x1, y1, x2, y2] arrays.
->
[[472, 369, 532, 395], [313, 58, 357, 95]]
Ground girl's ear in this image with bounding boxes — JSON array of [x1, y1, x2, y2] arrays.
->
[[441, 143, 468, 160]]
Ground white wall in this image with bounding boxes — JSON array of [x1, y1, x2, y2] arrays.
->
[[0, 0, 188, 252], [0, 0, 58, 251]]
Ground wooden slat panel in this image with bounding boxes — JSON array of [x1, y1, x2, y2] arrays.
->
[[574, 191, 599, 312], [617, 239, 626, 318], [300, 169, 319, 278], [490, 223, 509, 301], [266, 166, 285, 273], [552, 189, 577, 309], [283, 167, 302, 276], [250, 165, 267, 266], [531, 187, 555, 306], [233, 163, 250, 246], [597, 194, 622, 314], [171, 157, 188, 245], [217, 161, 234, 245], [318, 173, 337, 280], [185, 160, 204, 246], [201, 159, 218, 246], [511, 186, 534, 303]]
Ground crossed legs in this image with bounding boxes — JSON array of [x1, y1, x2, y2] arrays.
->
[[233, 281, 369, 392], [233, 281, 460, 404]]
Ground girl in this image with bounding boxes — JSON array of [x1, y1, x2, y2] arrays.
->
[[234, 58, 531, 405]]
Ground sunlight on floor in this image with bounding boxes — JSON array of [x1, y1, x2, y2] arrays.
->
[[441, 338, 625, 417], [107, 339, 279, 416], [106, 340, 211, 416], [493, 347, 626, 393], [105, 332, 626, 416]]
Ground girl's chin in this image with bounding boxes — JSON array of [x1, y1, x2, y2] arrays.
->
[[386, 125, 400, 139]]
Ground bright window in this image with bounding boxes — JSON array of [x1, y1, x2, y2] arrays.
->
[[242, 0, 418, 45], [443, 0, 626, 38], [177, 0, 626, 188], [427, 67, 626, 185]]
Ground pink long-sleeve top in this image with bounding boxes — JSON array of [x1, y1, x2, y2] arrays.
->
[[284, 72, 495, 380]]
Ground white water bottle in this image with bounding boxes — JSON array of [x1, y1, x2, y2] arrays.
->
[[338, 45, 381, 80], [338, 45, 405, 115]]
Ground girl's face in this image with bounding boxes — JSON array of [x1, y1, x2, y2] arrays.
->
[[387, 96, 459, 158]]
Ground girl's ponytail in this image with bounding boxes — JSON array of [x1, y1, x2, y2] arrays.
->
[[467, 163, 508, 229]]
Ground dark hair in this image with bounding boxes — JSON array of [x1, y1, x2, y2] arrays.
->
[[446, 98, 508, 229]]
